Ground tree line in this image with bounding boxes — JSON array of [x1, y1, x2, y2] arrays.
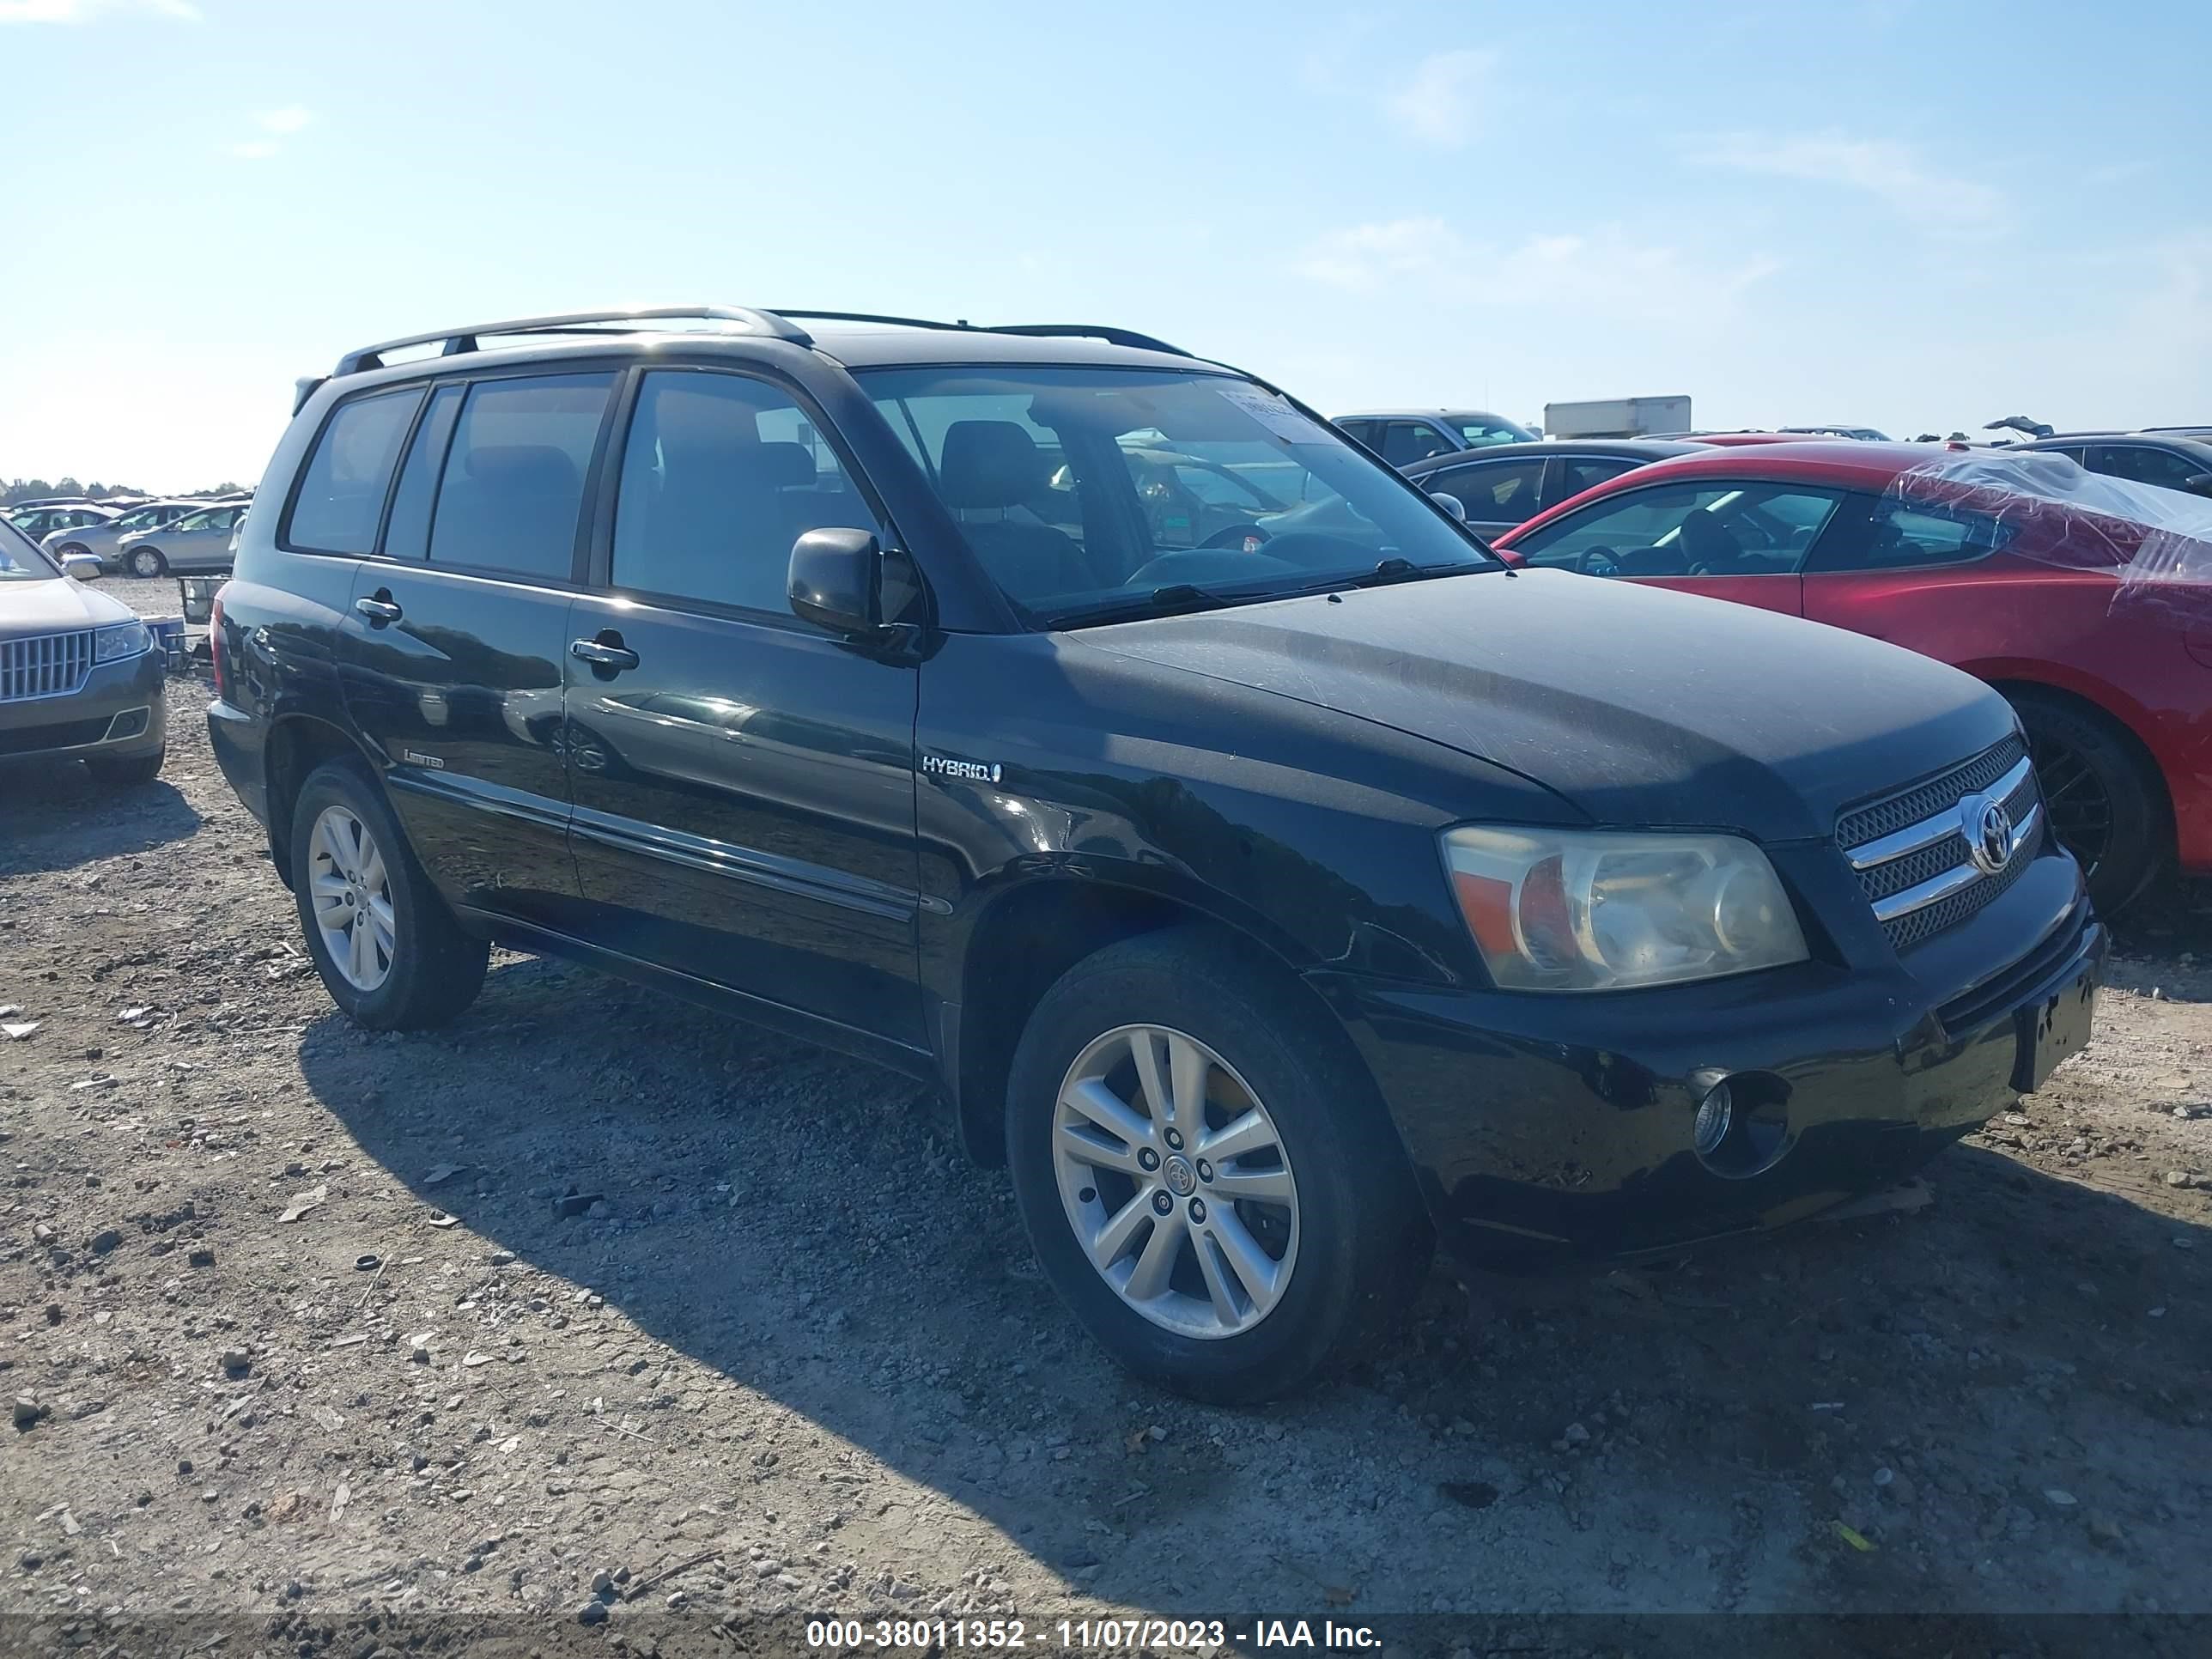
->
[[4, 476, 250, 506]]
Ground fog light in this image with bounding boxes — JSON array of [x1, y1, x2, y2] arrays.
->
[[105, 708, 149, 740], [1693, 1080, 1734, 1156]]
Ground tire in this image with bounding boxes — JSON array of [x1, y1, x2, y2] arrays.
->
[[1005, 927, 1431, 1403], [2010, 690, 2170, 916], [127, 545, 167, 579], [289, 759, 489, 1030], [54, 542, 91, 562], [84, 745, 164, 787]]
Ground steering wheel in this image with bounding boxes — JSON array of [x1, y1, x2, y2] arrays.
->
[[1578, 546, 1622, 577], [1200, 522, 1272, 554]]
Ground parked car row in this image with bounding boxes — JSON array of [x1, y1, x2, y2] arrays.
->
[[5, 490, 253, 578], [196, 304, 2109, 1401]]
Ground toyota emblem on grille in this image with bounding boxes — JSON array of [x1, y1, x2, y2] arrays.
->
[[1966, 794, 2014, 876]]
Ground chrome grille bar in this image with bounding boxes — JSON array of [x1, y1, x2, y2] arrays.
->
[[1844, 755, 2036, 869], [0, 630, 94, 702], [1870, 803, 2044, 922]]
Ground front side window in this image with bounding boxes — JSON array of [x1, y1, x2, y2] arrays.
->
[[1511, 479, 1845, 577], [428, 373, 613, 580], [286, 386, 425, 555], [1380, 421, 1457, 465], [612, 370, 882, 613], [1424, 456, 1547, 521], [2090, 443, 2207, 492], [863, 366, 1492, 626]]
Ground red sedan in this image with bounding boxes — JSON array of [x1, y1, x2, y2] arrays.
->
[[1492, 441, 2212, 913]]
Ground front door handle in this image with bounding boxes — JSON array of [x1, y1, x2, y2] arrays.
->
[[570, 636, 640, 671], [354, 594, 403, 624]]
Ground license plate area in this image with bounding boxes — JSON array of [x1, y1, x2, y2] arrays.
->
[[2013, 967, 2096, 1093]]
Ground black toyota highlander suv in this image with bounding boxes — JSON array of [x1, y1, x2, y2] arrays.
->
[[207, 306, 2105, 1401]]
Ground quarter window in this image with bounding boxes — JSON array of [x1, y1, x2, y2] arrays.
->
[[285, 387, 425, 555], [1511, 481, 1844, 576], [427, 374, 613, 580], [612, 371, 882, 614]]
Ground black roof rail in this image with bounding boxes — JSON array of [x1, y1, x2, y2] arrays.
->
[[332, 306, 813, 377], [769, 310, 1193, 359]]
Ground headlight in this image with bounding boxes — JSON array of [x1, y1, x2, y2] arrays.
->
[[94, 621, 151, 663], [1440, 825, 1808, 991]]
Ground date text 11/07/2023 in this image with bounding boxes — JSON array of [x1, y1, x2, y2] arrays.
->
[[803, 1618, 1383, 1650]]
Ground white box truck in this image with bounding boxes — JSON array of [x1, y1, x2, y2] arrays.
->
[[1542, 396, 1692, 439]]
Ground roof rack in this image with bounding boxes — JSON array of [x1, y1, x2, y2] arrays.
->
[[333, 306, 814, 376], [769, 310, 1193, 359]]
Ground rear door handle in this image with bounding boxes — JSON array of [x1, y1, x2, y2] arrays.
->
[[570, 637, 640, 671], [354, 595, 403, 624]]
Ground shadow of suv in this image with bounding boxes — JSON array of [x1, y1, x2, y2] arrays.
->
[[206, 306, 2105, 1401]]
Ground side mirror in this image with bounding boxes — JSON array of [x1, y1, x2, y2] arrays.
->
[[1429, 491, 1468, 524], [788, 527, 883, 635], [62, 554, 102, 580], [2185, 474, 2212, 497]]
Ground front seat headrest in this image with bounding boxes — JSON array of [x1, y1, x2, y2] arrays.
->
[[939, 421, 1044, 510]]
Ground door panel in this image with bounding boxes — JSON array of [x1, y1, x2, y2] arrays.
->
[[562, 599, 924, 1044], [337, 565, 583, 927], [1633, 572, 1803, 616], [562, 364, 925, 1046]]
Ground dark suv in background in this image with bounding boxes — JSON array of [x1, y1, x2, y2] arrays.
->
[[208, 307, 2103, 1401]]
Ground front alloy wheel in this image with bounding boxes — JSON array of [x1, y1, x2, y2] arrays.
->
[[307, 803, 396, 992], [1053, 1024, 1299, 1339]]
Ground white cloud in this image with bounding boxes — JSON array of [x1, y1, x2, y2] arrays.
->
[[224, 106, 313, 159], [1385, 49, 1494, 149], [1297, 216, 1782, 323], [1686, 131, 2007, 233], [0, 0, 198, 21]]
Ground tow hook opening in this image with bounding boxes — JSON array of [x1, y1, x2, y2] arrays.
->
[[1692, 1070, 1793, 1179]]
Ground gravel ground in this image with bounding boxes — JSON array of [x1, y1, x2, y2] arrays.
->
[[3, 591, 2209, 1652]]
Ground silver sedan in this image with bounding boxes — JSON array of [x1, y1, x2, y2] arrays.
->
[[117, 502, 246, 578]]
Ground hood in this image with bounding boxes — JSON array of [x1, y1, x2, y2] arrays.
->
[[1071, 568, 2014, 842], [0, 574, 137, 634]]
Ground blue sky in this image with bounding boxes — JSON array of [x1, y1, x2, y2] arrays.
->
[[3, 0, 2206, 490]]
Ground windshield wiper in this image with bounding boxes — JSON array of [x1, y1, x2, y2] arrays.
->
[[1043, 582, 1235, 630]]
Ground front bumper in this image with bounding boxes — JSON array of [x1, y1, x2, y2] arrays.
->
[[1317, 848, 2106, 1270], [0, 647, 166, 762]]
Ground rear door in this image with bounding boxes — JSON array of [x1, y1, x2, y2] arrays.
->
[[327, 369, 615, 932], [1503, 477, 1845, 617], [562, 365, 926, 1048]]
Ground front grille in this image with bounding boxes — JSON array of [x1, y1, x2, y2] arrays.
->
[[1838, 738, 2044, 952], [1836, 734, 2027, 849], [0, 630, 94, 702], [0, 715, 108, 756]]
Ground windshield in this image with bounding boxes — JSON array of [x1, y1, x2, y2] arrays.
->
[[0, 518, 60, 580], [862, 367, 1494, 626]]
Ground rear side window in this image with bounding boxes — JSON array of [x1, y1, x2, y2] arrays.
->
[[1556, 456, 1638, 500], [428, 374, 613, 580], [382, 384, 465, 561], [1806, 500, 2010, 573], [1380, 421, 1456, 465], [285, 387, 424, 554]]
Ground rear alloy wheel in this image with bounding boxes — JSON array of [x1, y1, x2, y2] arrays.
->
[[128, 545, 167, 579], [2013, 691, 2168, 916], [1006, 927, 1430, 1402], [289, 760, 488, 1029]]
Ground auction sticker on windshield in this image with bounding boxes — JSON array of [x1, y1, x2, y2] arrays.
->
[[1217, 386, 1332, 445]]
